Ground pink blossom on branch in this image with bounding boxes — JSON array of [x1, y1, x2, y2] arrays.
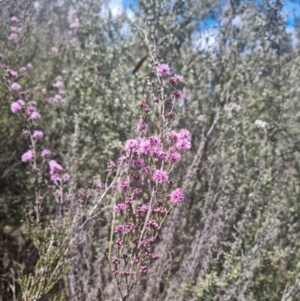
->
[[11, 102, 22, 113], [10, 82, 21, 91], [32, 130, 43, 140], [41, 149, 52, 158], [153, 170, 168, 183], [170, 188, 184, 203], [21, 150, 33, 162], [156, 64, 171, 77], [170, 90, 184, 101]]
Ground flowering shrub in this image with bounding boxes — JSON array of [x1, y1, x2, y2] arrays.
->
[[108, 58, 189, 298]]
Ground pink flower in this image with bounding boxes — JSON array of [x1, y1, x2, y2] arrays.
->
[[176, 139, 191, 152], [32, 130, 43, 139], [11, 16, 18, 22], [10, 83, 21, 91], [168, 151, 181, 163], [140, 139, 151, 154], [107, 160, 116, 171], [11, 102, 22, 113], [133, 157, 143, 167], [96, 182, 105, 189], [138, 204, 149, 212], [9, 70, 18, 78], [149, 135, 160, 146], [62, 173, 70, 181], [70, 18, 80, 29], [115, 225, 125, 233], [156, 64, 171, 77], [136, 122, 147, 132], [118, 181, 129, 191], [179, 129, 191, 141], [19, 66, 26, 73], [168, 131, 179, 143], [27, 63, 33, 69], [160, 151, 168, 160], [115, 203, 126, 212], [17, 99, 25, 106], [139, 265, 148, 274], [8, 33, 18, 42], [41, 149, 52, 158], [49, 160, 63, 181], [53, 80, 63, 88], [171, 90, 184, 101], [169, 74, 183, 84], [124, 139, 138, 152], [29, 111, 41, 120], [21, 150, 33, 162], [51, 47, 58, 54], [170, 188, 184, 203], [153, 170, 168, 183]]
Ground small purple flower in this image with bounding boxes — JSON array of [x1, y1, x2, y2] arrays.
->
[[136, 122, 147, 132], [17, 99, 25, 106], [176, 139, 191, 152], [70, 18, 80, 29], [152, 146, 162, 158], [115, 225, 125, 233], [124, 139, 138, 151], [27, 63, 33, 69], [51, 47, 58, 54], [118, 181, 129, 191], [140, 139, 151, 155], [32, 130, 43, 140], [41, 149, 52, 158], [133, 157, 143, 167], [156, 64, 171, 77], [168, 131, 179, 143], [29, 111, 41, 120], [9, 70, 18, 78], [107, 160, 116, 171], [133, 188, 142, 195], [179, 129, 191, 141], [27, 106, 35, 116], [149, 135, 160, 146], [168, 151, 181, 163], [10, 82, 21, 91], [153, 170, 168, 183], [11, 16, 18, 22], [115, 203, 126, 212], [171, 90, 184, 101], [53, 80, 63, 88], [139, 265, 148, 274], [169, 74, 184, 84], [159, 151, 167, 160], [21, 150, 33, 162], [170, 188, 184, 203], [112, 258, 120, 265], [96, 182, 105, 189], [62, 173, 70, 181], [8, 33, 18, 42], [49, 160, 63, 181], [11, 102, 22, 113], [151, 253, 160, 260], [53, 94, 62, 103], [138, 204, 149, 212]]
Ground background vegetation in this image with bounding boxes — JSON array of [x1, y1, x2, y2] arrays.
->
[[1, 0, 300, 300]]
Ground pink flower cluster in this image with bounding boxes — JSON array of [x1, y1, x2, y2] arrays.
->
[[49, 160, 69, 182]]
